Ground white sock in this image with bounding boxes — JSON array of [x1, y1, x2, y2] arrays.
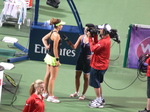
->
[[101, 95, 104, 100], [96, 97, 102, 102]]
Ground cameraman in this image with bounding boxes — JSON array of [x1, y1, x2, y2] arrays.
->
[[139, 54, 150, 112], [87, 24, 111, 108]]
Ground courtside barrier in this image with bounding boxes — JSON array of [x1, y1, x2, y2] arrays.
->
[[14, 42, 28, 53], [7, 55, 28, 63]]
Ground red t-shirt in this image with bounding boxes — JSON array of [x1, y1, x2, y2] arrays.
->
[[89, 35, 111, 70], [146, 57, 150, 77], [22, 94, 45, 112]]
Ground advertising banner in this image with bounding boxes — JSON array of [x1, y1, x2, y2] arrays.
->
[[28, 25, 81, 65], [127, 24, 150, 68]]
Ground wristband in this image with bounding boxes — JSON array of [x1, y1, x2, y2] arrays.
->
[[56, 58, 59, 61]]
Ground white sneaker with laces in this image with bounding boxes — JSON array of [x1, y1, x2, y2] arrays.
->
[[88, 99, 104, 108], [46, 96, 60, 103]]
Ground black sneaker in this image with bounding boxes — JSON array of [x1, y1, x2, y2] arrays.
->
[[46, 0, 60, 8], [138, 108, 150, 112]]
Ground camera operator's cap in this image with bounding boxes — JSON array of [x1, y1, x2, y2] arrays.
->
[[85, 23, 95, 27], [56, 21, 66, 26], [98, 24, 111, 32]]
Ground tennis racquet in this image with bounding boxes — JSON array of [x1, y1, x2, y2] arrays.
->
[[4, 73, 17, 87]]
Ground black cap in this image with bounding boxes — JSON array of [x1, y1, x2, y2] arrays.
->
[[85, 23, 95, 28]]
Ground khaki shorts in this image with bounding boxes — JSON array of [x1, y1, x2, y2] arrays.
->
[[44, 53, 58, 66]]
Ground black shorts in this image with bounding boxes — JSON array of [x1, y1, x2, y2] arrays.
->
[[89, 67, 107, 88], [147, 77, 150, 98], [76, 56, 90, 74]]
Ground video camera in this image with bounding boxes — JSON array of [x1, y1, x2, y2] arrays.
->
[[86, 25, 120, 44], [109, 29, 120, 44], [138, 54, 150, 74], [87, 26, 99, 37]]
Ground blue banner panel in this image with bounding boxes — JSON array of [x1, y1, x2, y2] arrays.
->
[[28, 24, 81, 65]]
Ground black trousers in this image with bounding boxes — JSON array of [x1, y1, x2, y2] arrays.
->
[[147, 77, 150, 98]]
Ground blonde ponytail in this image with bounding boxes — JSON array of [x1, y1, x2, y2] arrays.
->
[[29, 79, 44, 95]]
